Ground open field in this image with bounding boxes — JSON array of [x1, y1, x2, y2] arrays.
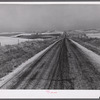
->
[[0, 32, 60, 46], [0, 38, 57, 78], [0, 36, 33, 46]]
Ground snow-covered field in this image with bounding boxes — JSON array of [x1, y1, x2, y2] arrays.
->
[[0, 36, 32, 46], [87, 33, 100, 38]]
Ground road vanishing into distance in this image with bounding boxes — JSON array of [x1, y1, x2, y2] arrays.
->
[[1, 37, 100, 89]]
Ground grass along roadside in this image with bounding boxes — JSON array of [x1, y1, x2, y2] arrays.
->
[[0, 38, 57, 78]]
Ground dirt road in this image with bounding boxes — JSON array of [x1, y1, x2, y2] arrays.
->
[[1, 38, 100, 89]]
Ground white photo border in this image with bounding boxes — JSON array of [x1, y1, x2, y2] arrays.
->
[[0, 2, 100, 99]]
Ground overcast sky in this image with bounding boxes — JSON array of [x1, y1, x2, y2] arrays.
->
[[0, 4, 100, 32]]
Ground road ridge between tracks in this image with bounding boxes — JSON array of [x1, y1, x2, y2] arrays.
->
[[70, 39, 100, 72], [0, 39, 62, 88]]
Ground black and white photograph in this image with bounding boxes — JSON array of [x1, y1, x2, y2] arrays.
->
[[0, 3, 100, 90]]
